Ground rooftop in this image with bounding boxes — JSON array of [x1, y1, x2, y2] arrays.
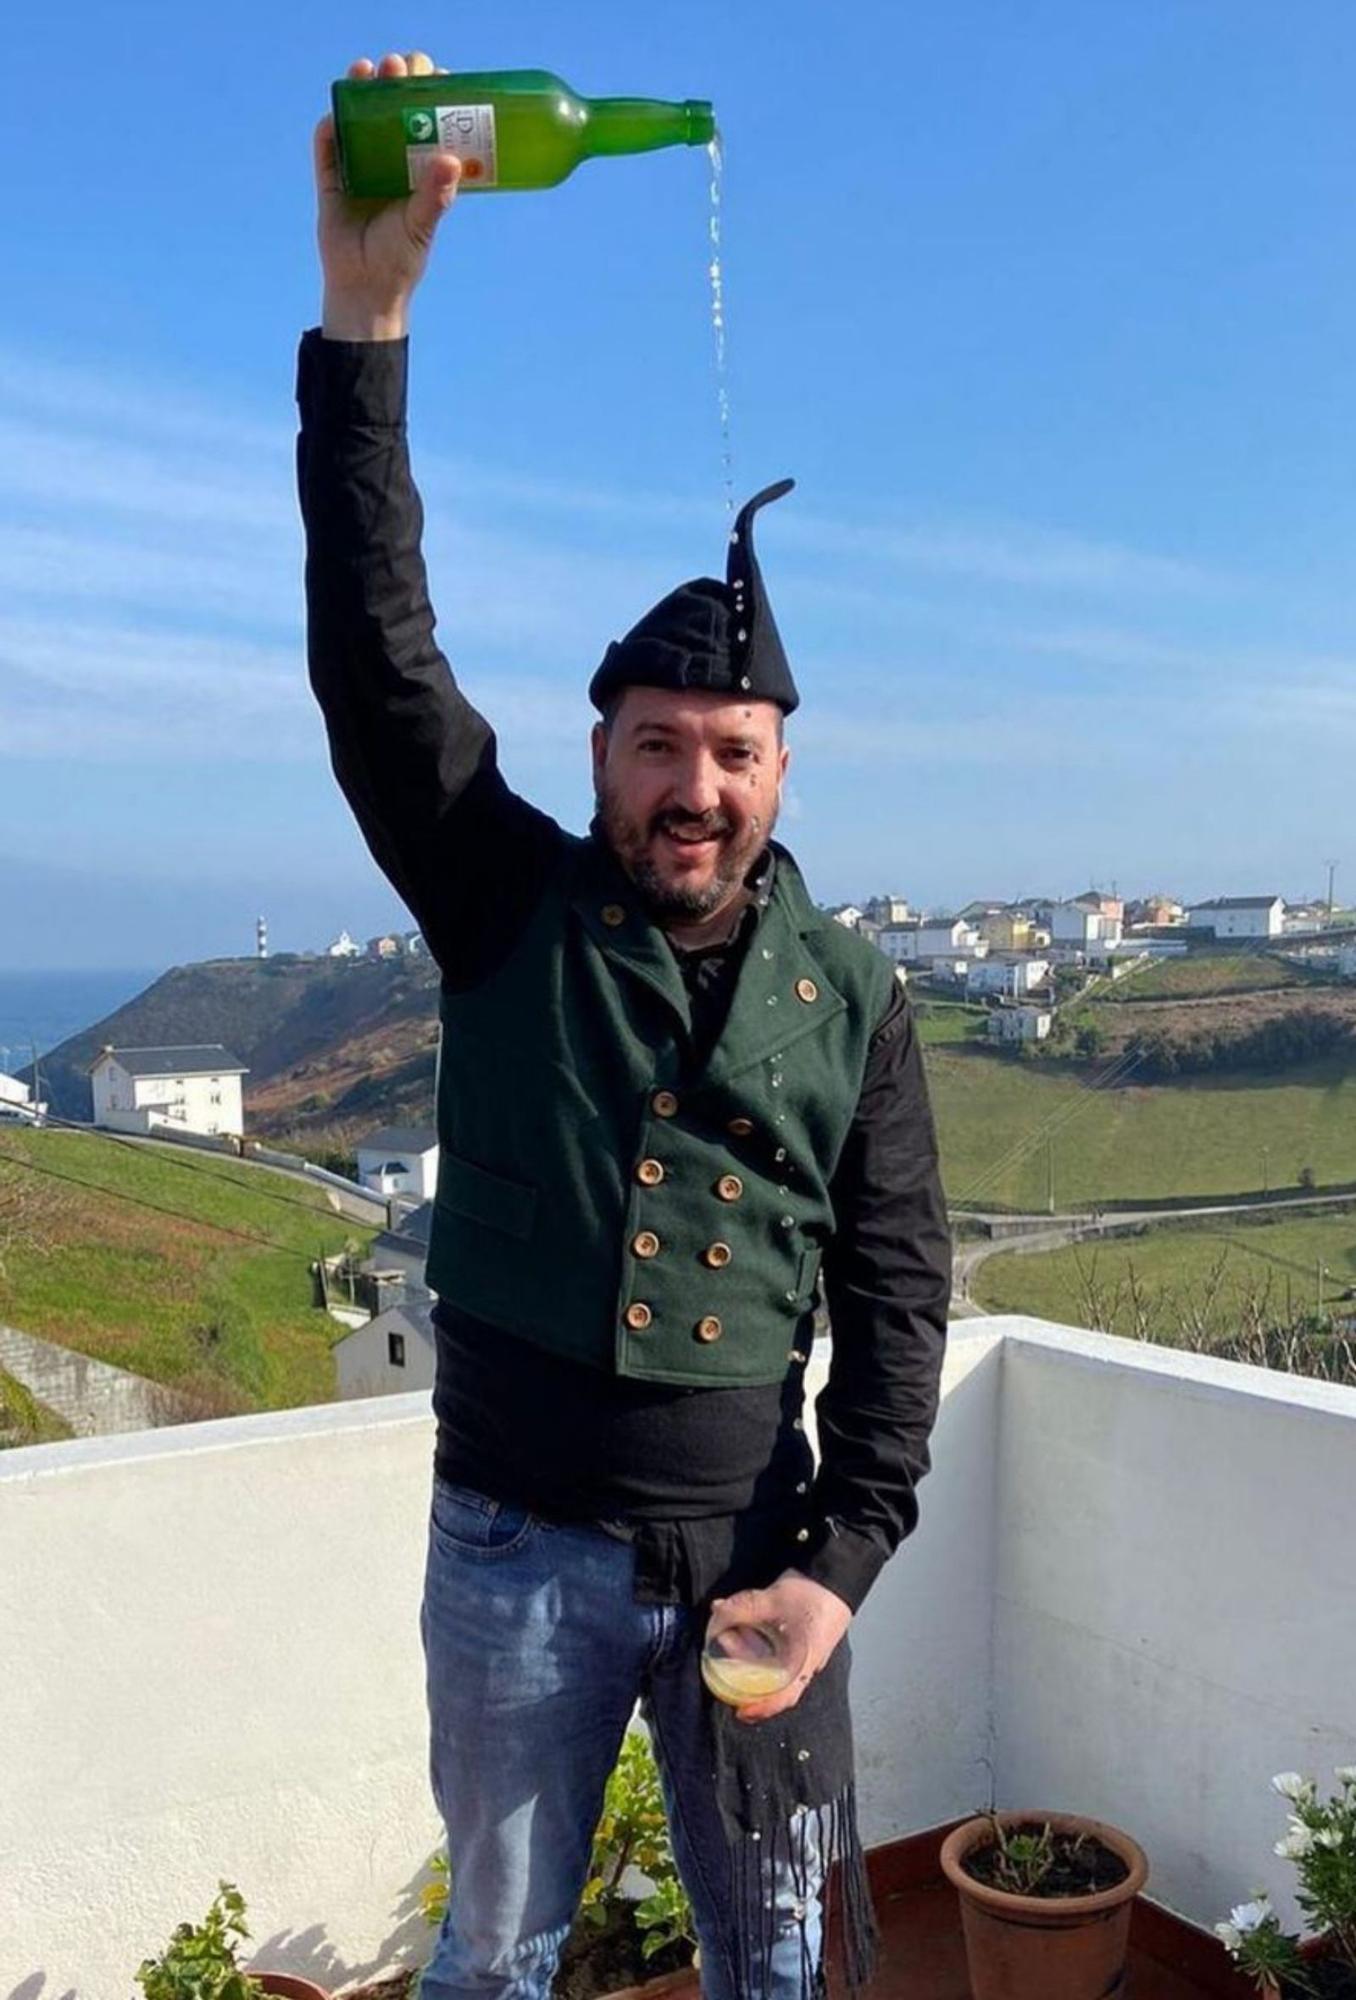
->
[[90, 1043, 248, 1077], [2, 1316, 1351, 1995], [355, 1126, 440, 1155]]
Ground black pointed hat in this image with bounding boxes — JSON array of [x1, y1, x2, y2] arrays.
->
[[588, 479, 799, 717]]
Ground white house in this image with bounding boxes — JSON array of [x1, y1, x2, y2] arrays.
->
[[355, 1126, 439, 1200], [334, 1300, 436, 1401], [1187, 896, 1284, 939], [828, 905, 863, 930], [327, 930, 363, 958], [876, 922, 922, 965], [1047, 900, 1123, 949], [967, 957, 1051, 999], [90, 1046, 248, 1138], [988, 1006, 1053, 1044]]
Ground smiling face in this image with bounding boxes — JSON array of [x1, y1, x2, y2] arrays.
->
[[591, 686, 790, 926]]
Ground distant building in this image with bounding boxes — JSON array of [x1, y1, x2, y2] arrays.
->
[[967, 957, 1051, 999], [864, 895, 910, 926], [1127, 895, 1185, 930], [90, 1046, 248, 1138], [355, 1126, 440, 1201], [915, 918, 986, 960], [1338, 946, 1356, 980], [1188, 896, 1284, 939], [876, 922, 922, 966], [404, 931, 426, 957], [0, 1072, 43, 1120], [367, 934, 403, 961], [334, 1299, 436, 1401], [976, 910, 1037, 953], [327, 930, 362, 958], [1046, 900, 1123, 949], [988, 1007, 1053, 1044]]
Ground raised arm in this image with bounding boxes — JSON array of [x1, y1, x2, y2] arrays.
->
[[299, 52, 560, 983]]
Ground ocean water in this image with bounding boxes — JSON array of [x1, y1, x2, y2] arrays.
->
[[0, 969, 162, 1070]]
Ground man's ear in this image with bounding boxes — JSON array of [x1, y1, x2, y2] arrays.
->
[[590, 721, 608, 788]]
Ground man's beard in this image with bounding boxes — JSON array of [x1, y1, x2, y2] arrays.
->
[[594, 780, 777, 923]]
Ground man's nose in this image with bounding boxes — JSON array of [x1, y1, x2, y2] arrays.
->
[[671, 752, 724, 817]]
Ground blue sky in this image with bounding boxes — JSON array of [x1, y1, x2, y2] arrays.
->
[[4, 1, 1356, 971]]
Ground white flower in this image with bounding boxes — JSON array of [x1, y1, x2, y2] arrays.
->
[[1230, 1899, 1274, 1933], [1272, 1772, 1314, 1802], [1317, 1827, 1346, 1849], [1215, 1922, 1242, 1953], [1275, 1827, 1317, 1859], [1335, 1766, 1356, 1785]]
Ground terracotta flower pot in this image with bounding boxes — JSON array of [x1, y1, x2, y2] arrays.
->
[[251, 1975, 332, 2000], [940, 1809, 1148, 2000]]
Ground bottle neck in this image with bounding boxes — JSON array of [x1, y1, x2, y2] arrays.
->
[[584, 97, 716, 158]]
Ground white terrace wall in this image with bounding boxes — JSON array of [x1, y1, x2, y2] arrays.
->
[[5, 1318, 1354, 1998], [0, 1329, 1001, 2000], [989, 1316, 1356, 1935]]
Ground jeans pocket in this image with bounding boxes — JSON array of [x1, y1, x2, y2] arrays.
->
[[430, 1477, 537, 1558]]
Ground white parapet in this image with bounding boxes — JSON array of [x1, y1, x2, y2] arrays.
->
[[1, 1319, 1354, 1996]]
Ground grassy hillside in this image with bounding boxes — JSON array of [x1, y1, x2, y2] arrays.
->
[[925, 1047, 1356, 1209], [0, 1128, 375, 1411], [1100, 952, 1312, 1001], [974, 1207, 1356, 1337]]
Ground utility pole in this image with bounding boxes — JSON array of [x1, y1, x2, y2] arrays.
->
[[1325, 860, 1339, 922], [1261, 1145, 1269, 1196], [1046, 1136, 1055, 1217], [30, 1039, 43, 1125]]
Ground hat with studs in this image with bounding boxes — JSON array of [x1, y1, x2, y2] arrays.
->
[[588, 479, 799, 717]]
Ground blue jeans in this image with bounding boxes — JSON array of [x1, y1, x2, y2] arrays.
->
[[419, 1477, 825, 2000]]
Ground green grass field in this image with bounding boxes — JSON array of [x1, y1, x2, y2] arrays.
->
[[924, 1047, 1356, 1210], [913, 998, 991, 1045], [0, 1129, 375, 1412], [1099, 952, 1310, 1001], [974, 1208, 1356, 1339]]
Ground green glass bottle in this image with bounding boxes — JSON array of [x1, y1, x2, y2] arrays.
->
[[332, 68, 716, 199]]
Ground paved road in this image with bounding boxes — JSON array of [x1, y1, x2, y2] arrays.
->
[[951, 1188, 1356, 1314]]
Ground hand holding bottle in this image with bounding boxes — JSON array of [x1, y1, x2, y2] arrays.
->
[[315, 51, 460, 343]]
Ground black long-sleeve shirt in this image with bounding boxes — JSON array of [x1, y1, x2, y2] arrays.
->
[[296, 329, 951, 1611]]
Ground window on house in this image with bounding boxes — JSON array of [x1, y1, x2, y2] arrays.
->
[[389, 1332, 406, 1368]]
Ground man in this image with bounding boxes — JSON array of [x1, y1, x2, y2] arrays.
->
[[299, 50, 951, 2000]]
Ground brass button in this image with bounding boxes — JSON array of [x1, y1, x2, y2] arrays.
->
[[632, 1231, 660, 1259], [796, 1527, 811, 1544], [625, 1302, 653, 1331], [601, 904, 626, 927], [703, 1241, 733, 1269], [696, 1315, 723, 1343], [636, 1158, 665, 1187], [727, 1116, 754, 1137], [715, 1174, 744, 1203], [652, 1090, 679, 1118], [795, 977, 819, 1004]]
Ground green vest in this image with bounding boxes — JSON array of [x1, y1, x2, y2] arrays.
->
[[425, 836, 895, 1387]]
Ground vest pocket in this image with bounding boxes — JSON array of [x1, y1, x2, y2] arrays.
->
[[435, 1152, 538, 1241]]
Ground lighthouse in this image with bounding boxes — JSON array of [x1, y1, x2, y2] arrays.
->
[[256, 915, 269, 961]]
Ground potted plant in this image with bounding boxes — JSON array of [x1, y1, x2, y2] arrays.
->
[[1215, 1767, 1356, 1997], [939, 1807, 1148, 1999], [418, 1731, 697, 2000], [136, 1881, 331, 2000]]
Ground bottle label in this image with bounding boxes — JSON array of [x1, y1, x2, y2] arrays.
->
[[405, 104, 498, 190]]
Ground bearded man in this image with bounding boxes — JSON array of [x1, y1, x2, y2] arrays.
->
[[298, 50, 951, 2000]]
